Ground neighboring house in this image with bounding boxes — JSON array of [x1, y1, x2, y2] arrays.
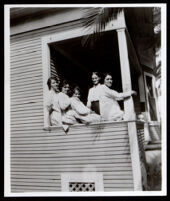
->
[[10, 7, 161, 192]]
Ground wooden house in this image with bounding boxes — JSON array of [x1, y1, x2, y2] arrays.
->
[[9, 7, 161, 192]]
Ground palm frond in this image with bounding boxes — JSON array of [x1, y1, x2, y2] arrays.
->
[[81, 7, 123, 48]]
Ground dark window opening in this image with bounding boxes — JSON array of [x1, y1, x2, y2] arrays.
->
[[49, 31, 123, 107]]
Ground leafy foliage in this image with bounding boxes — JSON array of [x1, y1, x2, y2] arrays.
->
[[81, 7, 123, 48]]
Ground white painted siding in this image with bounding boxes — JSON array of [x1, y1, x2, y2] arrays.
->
[[11, 122, 134, 192], [10, 20, 134, 192]]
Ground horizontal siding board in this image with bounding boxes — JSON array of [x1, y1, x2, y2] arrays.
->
[[11, 72, 42, 82], [11, 100, 43, 107], [11, 154, 131, 161], [11, 163, 132, 169], [11, 41, 41, 51], [10, 37, 41, 46], [11, 59, 42, 68], [11, 133, 129, 143], [11, 119, 44, 125], [11, 75, 42, 84], [11, 171, 133, 176], [11, 48, 41, 57], [11, 181, 133, 187], [11, 86, 43, 95], [11, 84, 43, 93], [11, 166, 132, 172], [11, 131, 128, 141], [11, 185, 60, 189], [11, 174, 132, 180], [10, 127, 127, 135], [11, 174, 61, 179], [11, 107, 43, 114], [11, 156, 131, 164], [11, 147, 130, 154], [10, 64, 42, 74], [11, 78, 42, 87], [104, 183, 133, 188], [11, 159, 131, 166], [11, 142, 130, 151], [11, 181, 61, 187], [11, 113, 43, 119], [11, 139, 130, 148], [11, 95, 42, 103], [10, 125, 127, 132], [10, 52, 41, 62], [11, 92, 43, 99]]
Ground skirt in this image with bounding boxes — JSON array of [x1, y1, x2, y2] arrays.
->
[[91, 101, 100, 115]]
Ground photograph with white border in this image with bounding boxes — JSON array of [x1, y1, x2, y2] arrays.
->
[[5, 4, 166, 196]]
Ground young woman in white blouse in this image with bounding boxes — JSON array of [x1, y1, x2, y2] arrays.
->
[[70, 86, 101, 124], [87, 72, 101, 115], [45, 78, 78, 131], [99, 73, 136, 121], [44, 77, 61, 128]]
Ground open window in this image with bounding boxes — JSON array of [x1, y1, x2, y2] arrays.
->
[[49, 31, 123, 104], [42, 28, 128, 128]]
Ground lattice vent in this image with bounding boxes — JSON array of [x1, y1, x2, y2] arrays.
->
[[69, 182, 95, 192]]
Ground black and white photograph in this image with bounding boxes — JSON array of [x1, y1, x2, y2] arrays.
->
[[4, 4, 166, 196]]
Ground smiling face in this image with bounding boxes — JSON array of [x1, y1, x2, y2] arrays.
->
[[62, 84, 70, 95], [51, 79, 59, 92], [104, 74, 113, 88], [92, 73, 100, 86]]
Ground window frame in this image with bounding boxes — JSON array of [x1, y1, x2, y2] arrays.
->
[[143, 71, 160, 122]]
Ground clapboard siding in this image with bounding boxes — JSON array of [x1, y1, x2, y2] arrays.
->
[[10, 17, 134, 192], [11, 121, 134, 192], [10, 20, 83, 42]]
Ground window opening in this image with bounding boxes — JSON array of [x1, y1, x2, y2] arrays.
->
[[49, 31, 123, 105]]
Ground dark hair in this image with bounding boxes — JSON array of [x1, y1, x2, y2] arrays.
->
[[60, 80, 70, 89], [47, 76, 60, 90], [73, 86, 81, 94], [102, 73, 113, 83], [91, 72, 101, 86], [92, 72, 101, 79]]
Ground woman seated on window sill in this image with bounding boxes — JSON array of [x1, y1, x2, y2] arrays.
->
[[98, 73, 137, 121], [44, 78, 79, 131], [44, 76, 61, 128], [69, 86, 101, 124]]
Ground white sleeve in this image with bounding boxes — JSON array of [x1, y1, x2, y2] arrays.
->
[[45, 91, 53, 110], [58, 93, 71, 110], [103, 85, 131, 100], [87, 88, 92, 108], [44, 91, 52, 127], [71, 99, 90, 115]]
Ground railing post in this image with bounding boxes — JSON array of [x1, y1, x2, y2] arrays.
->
[[116, 28, 136, 120], [117, 28, 142, 190], [128, 121, 143, 190]]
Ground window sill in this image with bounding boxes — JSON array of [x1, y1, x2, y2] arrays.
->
[[43, 120, 141, 131]]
